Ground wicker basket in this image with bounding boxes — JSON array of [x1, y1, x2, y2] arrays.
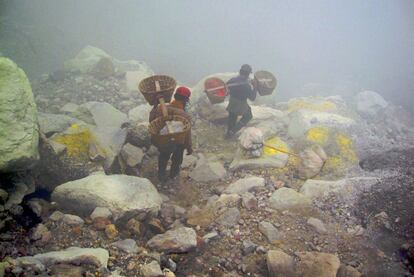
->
[[254, 71, 277, 96], [149, 115, 191, 146], [139, 75, 177, 105], [204, 77, 227, 104]]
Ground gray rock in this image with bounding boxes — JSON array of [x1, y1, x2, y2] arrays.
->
[[337, 264, 362, 277], [307, 217, 327, 234], [266, 249, 295, 277], [38, 112, 77, 136], [355, 90, 388, 115], [47, 140, 67, 156], [128, 105, 152, 122], [5, 182, 35, 210], [242, 240, 257, 255], [62, 214, 84, 225], [110, 239, 139, 254], [121, 143, 144, 167], [268, 188, 311, 211], [296, 251, 340, 277], [64, 45, 112, 74], [49, 211, 64, 221], [90, 207, 112, 220], [224, 176, 265, 195], [0, 189, 8, 204], [216, 207, 240, 227], [13, 256, 45, 272], [241, 192, 258, 210], [140, 261, 163, 277], [203, 231, 219, 243], [60, 103, 79, 114], [181, 154, 197, 168], [31, 224, 49, 241], [52, 174, 162, 221], [0, 58, 39, 172], [33, 247, 109, 269], [258, 221, 280, 243], [189, 155, 226, 182], [147, 227, 197, 253], [229, 148, 288, 172]]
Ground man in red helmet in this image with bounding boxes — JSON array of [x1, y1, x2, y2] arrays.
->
[[149, 86, 193, 181]]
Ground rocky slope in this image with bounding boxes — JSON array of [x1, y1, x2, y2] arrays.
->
[[1, 46, 414, 277]]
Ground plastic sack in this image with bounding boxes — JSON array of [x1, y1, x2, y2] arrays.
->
[[239, 127, 264, 150]]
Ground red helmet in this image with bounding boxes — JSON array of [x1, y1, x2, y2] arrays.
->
[[175, 86, 191, 98]]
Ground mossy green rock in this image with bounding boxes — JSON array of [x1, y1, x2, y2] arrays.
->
[[0, 58, 39, 172]]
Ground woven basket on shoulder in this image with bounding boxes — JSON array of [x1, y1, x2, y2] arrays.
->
[[139, 75, 177, 105], [149, 115, 191, 146], [254, 71, 277, 96]]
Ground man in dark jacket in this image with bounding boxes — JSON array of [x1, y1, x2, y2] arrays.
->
[[149, 86, 193, 181], [225, 64, 257, 138]]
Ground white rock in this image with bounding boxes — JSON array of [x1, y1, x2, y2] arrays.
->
[[60, 103, 79, 114], [90, 207, 112, 220], [268, 188, 311, 211], [49, 210, 64, 221], [140, 260, 163, 277], [64, 45, 112, 73], [229, 148, 288, 171], [120, 143, 144, 167], [223, 176, 265, 195], [62, 214, 84, 225], [52, 174, 162, 221], [38, 112, 77, 136], [128, 105, 152, 122], [355, 90, 388, 115], [288, 109, 354, 138], [297, 146, 327, 180], [110, 239, 139, 254]]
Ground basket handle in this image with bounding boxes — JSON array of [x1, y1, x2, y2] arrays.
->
[[158, 97, 174, 134]]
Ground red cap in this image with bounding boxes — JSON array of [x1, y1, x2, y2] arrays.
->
[[175, 86, 191, 98]]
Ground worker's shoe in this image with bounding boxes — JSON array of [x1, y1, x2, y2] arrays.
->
[[158, 172, 169, 183]]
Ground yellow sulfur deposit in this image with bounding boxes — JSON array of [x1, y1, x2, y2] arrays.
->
[[52, 124, 104, 161], [306, 127, 330, 145], [288, 99, 337, 113], [263, 137, 289, 156]]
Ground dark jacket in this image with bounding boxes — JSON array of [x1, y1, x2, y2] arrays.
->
[[226, 75, 257, 115], [149, 101, 192, 150]]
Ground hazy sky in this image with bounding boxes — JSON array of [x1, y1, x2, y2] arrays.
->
[[1, 0, 414, 107]]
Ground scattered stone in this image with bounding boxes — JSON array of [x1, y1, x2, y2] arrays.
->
[[266, 249, 295, 277], [105, 224, 119, 239], [62, 214, 84, 225], [90, 207, 112, 220], [47, 140, 67, 155], [140, 261, 163, 277], [307, 217, 328, 234], [31, 224, 51, 244], [296, 251, 340, 277], [216, 207, 241, 227], [49, 264, 85, 277], [148, 218, 165, 234], [242, 240, 257, 255], [223, 176, 265, 195], [337, 264, 362, 277], [52, 174, 162, 221], [355, 90, 388, 115], [189, 155, 227, 182], [4, 182, 35, 210], [147, 227, 197, 253], [111, 239, 139, 254], [241, 192, 258, 210], [181, 154, 197, 168], [38, 112, 77, 136], [203, 231, 219, 243], [268, 188, 311, 211], [128, 105, 152, 122], [93, 217, 111, 230], [258, 221, 280, 243]]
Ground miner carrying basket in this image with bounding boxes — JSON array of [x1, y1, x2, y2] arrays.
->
[[140, 75, 193, 182]]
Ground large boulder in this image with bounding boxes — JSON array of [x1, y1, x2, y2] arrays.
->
[[268, 188, 311, 211], [64, 45, 113, 74], [38, 112, 79, 137], [71, 102, 128, 169], [266, 249, 295, 277], [128, 105, 152, 123], [0, 58, 39, 172], [52, 174, 162, 221], [147, 227, 197, 253], [355, 90, 387, 115], [288, 109, 354, 139]]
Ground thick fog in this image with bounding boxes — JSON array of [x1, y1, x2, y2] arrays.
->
[[1, 0, 413, 110]]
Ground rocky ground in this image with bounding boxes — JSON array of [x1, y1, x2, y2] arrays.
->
[[1, 46, 414, 277]]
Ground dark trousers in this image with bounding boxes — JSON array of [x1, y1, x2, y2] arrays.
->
[[227, 108, 253, 134], [158, 144, 185, 178]]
